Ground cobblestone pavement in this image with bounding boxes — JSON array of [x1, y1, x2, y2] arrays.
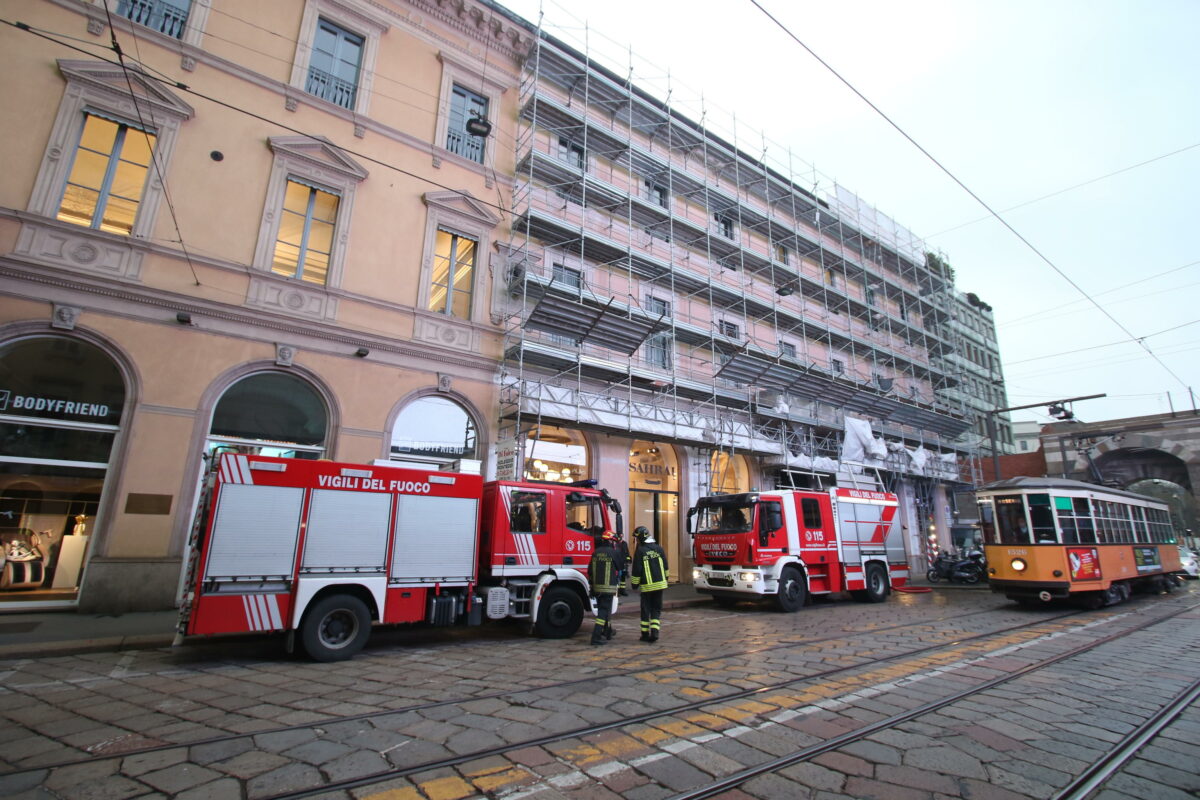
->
[[0, 584, 1197, 799]]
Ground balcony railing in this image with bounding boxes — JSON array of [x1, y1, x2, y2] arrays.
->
[[306, 66, 358, 110], [118, 0, 190, 39], [446, 127, 485, 163]]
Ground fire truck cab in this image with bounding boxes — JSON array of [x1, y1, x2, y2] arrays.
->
[[178, 453, 621, 660], [689, 485, 907, 611]]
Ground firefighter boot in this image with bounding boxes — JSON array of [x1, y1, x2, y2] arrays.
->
[[639, 622, 650, 642], [590, 623, 606, 646], [649, 621, 659, 643]]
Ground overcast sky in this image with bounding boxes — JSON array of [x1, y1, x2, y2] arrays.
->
[[498, 0, 1200, 427]]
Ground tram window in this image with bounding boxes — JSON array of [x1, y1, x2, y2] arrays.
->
[[1077, 514, 1096, 543], [1132, 507, 1148, 542], [1116, 505, 1132, 542], [1028, 494, 1057, 543], [978, 502, 997, 544], [1059, 516, 1078, 544], [995, 495, 1031, 544]]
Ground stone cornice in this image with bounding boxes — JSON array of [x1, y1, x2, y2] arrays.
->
[[408, 0, 536, 60]]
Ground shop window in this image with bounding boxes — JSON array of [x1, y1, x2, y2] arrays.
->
[[208, 372, 327, 458], [390, 396, 478, 469], [524, 425, 587, 483], [0, 336, 126, 605]]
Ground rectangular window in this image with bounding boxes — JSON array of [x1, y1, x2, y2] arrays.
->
[[447, 84, 488, 163], [775, 243, 789, 265], [780, 341, 797, 360], [719, 321, 740, 339], [117, 0, 191, 39], [865, 287, 877, 307], [713, 213, 734, 239], [509, 490, 546, 534], [643, 180, 668, 208], [551, 263, 582, 288], [645, 297, 672, 368], [825, 268, 838, 287], [306, 19, 363, 109], [801, 497, 823, 529], [272, 179, 340, 284], [57, 114, 157, 236], [429, 229, 476, 319], [831, 358, 844, 375], [558, 137, 585, 169]]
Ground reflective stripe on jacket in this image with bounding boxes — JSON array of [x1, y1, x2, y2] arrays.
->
[[633, 542, 669, 592], [589, 545, 620, 594]]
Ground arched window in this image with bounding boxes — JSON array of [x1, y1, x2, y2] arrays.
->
[[710, 451, 750, 495], [0, 336, 126, 604], [523, 425, 588, 483], [207, 372, 327, 458], [390, 396, 477, 469]]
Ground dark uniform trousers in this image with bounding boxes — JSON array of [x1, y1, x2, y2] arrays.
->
[[639, 590, 663, 639]]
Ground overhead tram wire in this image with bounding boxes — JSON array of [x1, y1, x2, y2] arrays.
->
[[1, 19, 518, 229], [746, 0, 1192, 394], [1004, 318, 1200, 366], [98, 3, 202, 286]]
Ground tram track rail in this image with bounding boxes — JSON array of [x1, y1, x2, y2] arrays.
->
[[0, 601, 1042, 776], [661, 600, 1199, 800], [229, 599, 1198, 799]]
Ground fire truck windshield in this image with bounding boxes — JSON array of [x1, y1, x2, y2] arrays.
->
[[694, 503, 753, 534]]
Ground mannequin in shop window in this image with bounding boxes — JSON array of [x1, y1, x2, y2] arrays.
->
[[72, 515, 87, 536]]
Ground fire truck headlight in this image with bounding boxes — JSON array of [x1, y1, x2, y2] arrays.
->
[[1011, 558, 1027, 572], [738, 572, 756, 583], [692, 568, 703, 582]]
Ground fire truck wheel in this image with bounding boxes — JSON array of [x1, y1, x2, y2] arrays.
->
[[535, 586, 584, 638], [853, 563, 889, 603], [775, 567, 807, 613], [300, 594, 371, 661]]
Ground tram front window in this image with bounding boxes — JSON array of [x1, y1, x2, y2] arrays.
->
[[994, 495, 1033, 544]]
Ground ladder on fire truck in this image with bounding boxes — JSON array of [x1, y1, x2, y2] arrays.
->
[[172, 454, 221, 645]]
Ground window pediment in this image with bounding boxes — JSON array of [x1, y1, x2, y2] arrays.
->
[[267, 136, 368, 182], [423, 190, 499, 228], [57, 59, 193, 120]]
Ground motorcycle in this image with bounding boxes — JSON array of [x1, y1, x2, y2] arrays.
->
[[926, 549, 986, 584]]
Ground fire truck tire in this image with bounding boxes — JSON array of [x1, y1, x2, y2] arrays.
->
[[775, 567, 807, 612], [300, 594, 371, 662], [535, 586, 584, 638], [852, 563, 889, 603]]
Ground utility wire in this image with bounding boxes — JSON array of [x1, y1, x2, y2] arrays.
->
[[1005, 319, 1200, 366], [926, 141, 1200, 239], [747, 0, 1192, 393], [98, 4, 202, 286]]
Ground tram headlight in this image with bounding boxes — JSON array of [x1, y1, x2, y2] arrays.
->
[[1011, 558, 1028, 573]]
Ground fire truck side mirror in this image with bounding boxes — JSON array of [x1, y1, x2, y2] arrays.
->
[[685, 507, 696, 535]]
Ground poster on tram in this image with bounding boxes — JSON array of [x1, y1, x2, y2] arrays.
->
[[1133, 546, 1162, 574], [1067, 547, 1101, 581]]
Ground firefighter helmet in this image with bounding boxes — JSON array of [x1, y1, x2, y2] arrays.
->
[[633, 526, 651, 541]]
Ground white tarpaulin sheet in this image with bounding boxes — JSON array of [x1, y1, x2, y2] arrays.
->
[[841, 417, 887, 463]]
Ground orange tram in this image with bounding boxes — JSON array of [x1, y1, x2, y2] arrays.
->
[[976, 477, 1182, 609]]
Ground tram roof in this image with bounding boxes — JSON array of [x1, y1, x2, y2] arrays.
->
[[977, 476, 1163, 505]]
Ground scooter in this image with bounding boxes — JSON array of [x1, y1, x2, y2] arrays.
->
[[926, 549, 985, 584]]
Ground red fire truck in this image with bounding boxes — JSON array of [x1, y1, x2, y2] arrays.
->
[[175, 453, 622, 660], [688, 486, 908, 610]]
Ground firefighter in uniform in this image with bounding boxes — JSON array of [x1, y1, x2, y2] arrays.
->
[[588, 530, 621, 645], [631, 526, 668, 642]]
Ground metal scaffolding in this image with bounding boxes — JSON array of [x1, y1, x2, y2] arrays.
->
[[499, 18, 976, 490]]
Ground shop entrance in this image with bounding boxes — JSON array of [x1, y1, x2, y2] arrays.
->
[[0, 336, 125, 607], [628, 440, 680, 582]]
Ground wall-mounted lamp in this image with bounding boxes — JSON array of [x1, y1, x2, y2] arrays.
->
[[465, 114, 492, 137], [775, 285, 796, 297], [176, 312, 193, 325], [354, 347, 370, 358]]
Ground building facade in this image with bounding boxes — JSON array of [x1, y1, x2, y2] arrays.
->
[[1, 0, 985, 615]]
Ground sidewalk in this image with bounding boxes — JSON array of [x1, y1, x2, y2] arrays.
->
[[0, 583, 711, 660]]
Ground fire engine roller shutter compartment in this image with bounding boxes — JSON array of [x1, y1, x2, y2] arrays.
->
[[204, 485, 303, 581], [390, 494, 479, 582], [303, 489, 390, 572]]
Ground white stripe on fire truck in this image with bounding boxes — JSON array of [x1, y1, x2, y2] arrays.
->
[[515, 533, 537, 565], [236, 455, 253, 485], [242, 595, 260, 630], [220, 457, 234, 484], [260, 594, 281, 629]]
